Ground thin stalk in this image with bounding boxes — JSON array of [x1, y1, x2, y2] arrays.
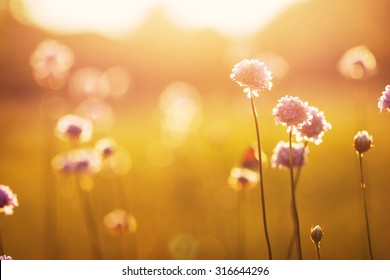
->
[[288, 130, 302, 260], [358, 153, 373, 260], [315, 243, 321, 260], [250, 96, 272, 260], [0, 220, 4, 255], [76, 177, 103, 259], [237, 191, 246, 259], [286, 140, 308, 259]]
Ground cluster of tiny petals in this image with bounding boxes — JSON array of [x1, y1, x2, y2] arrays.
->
[[0, 185, 19, 216], [230, 59, 273, 98], [55, 114, 93, 143], [271, 141, 308, 169], [296, 106, 332, 145], [354, 130, 373, 154], [272, 96, 312, 132], [0, 255, 13, 260], [378, 85, 390, 112]]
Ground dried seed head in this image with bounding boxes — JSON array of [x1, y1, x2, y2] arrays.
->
[[310, 225, 324, 245]]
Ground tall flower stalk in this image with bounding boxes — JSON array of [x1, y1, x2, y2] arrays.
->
[[354, 130, 374, 260], [273, 95, 312, 259], [230, 59, 273, 259]]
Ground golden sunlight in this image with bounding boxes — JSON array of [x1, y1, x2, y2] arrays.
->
[[13, 0, 301, 37]]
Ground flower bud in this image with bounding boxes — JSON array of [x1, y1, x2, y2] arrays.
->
[[310, 225, 323, 245], [354, 131, 373, 154]]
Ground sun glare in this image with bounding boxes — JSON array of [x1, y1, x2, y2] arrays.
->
[[13, 0, 300, 38]]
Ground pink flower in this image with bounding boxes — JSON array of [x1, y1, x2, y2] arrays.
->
[[103, 209, 137, 235], [95, 138, 117, 159], [55, 114, 93, 143], [30, 39, 74, 90], [272, 96, 312, 132], [0, 185, 19, 215], [271, 141, 308, 169], [0, 255, 13, 260], [228, 167, 259, 191], [296, 106, 332, 145], [378, 85, 390, 113], [230, 59, 273, 98], [354, 131, 372, 154], [52, 149, 102, 175]]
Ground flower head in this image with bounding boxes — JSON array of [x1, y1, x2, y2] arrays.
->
[[0, 255, 13, 260], [296, 106, 332, 145], [103, 209, 137, 235], [354, 131, 373, 154], [30, 39, 74, 90], [272, 96, 311, 132], [337, 45, 377, 80], [95, 138, 117, 159], [0, 185, 19, 215], [230, 59, 273, 98], [378, 85, 390, 113], [271, 141, 308, 169], [228, 167, 259, 191], [55, 114, 93, 143], [310, 225, 324, 245], [52, 149, 102, 176]]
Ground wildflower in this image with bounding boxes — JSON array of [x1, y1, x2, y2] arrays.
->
[[169, 233, 198, 260], [0, 185, 18, 215], [378, 85, 390, 113], [272, 96, 311, 132], [95, 138, 117, 159], [103, 209, 137, 235], [337, 45, 377, 80], [271, 141, 308, 169], [51, 149, 101, 176], [296, 106, 332, 145], [230, 59, 273, 98], [55, 114, 93, 143], [30, 39, 74, 90], [228, 167, 259, 191], [354, 131, 373, 154], [310, 225, 324, 245], [0, 255, 13, 260]]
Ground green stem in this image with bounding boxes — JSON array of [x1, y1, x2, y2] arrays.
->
[[358, 153, 373, 260], [250, 96, 272, 260], [288, 130, 302, 260]]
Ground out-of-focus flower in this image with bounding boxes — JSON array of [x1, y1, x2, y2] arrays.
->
[[169, 233, 198, 260], [272, 95, 311, 132], [52, 149, 102, 176], [95, 138, 117, 159], [354, 131, 373, 154], [230, 59, 273, 98], [296, 106, 332, 145], [310, 225, 324, 245], [0, 255, 13, 260], [0, 185, 18, 215], [378, 85, 390, 113], [271, 141, 308, 169], [55, 114, 93, 143], [228, 167, 259, 191], [103, 209, 137, 235], [338, 45, 377, 80], [30, 39, 74, 90], [239, 145, 259, 171]]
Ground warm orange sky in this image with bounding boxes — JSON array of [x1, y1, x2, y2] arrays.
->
[[13, 0, 302, 38]]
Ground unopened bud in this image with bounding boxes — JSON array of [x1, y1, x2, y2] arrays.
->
[[310, 225, 323, 245], [354, 131, 373, 154]]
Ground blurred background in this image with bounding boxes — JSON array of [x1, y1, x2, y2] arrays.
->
[[0, 0, 389, 260]]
